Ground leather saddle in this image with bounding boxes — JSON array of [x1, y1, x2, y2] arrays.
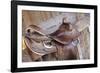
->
[[23, 19, 80, 61]]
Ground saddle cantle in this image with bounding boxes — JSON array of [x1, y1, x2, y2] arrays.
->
[[24, 25, 57, 60], [23, 18, 80, 61]]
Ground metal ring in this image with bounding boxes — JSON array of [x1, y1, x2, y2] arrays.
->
[[43, 41, 53, 48]]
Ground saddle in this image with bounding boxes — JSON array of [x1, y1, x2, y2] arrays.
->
[[23, 18, 80, 61]]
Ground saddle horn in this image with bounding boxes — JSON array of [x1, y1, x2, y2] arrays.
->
[[62, 17, 73, 31]]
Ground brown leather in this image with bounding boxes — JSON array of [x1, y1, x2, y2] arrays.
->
[[24, 20, 80, 61], [50, 22, 80, 45]]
